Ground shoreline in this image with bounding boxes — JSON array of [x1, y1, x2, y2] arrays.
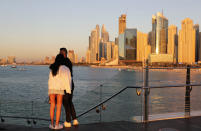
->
[[90, 65, 201, 72], [1, 64, 201, 72]]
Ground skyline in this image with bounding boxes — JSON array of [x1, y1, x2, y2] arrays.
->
[[1, 0, 201, 62]]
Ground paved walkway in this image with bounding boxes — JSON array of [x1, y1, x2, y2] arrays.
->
[[1, 116, 201, 131]]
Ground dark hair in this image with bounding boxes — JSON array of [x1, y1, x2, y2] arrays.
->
[[60, 48, 67, 54], [49, 54, 65, 76]]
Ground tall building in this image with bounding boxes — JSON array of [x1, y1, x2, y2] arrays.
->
[[118, 29, 137, 60], [113, 44, 119, 60], [168, 25, 178, 63], [7, 56, 16, 64], [96, 24, 100, 59], [194, 24, 199, 62], [68, 50, 75, 63], [199, 32, 201, 61], [74, 54, 78, 63], [119, 14, 126, 34], [0, 58, 7, 64], [90, 29, 98, 63], [178, 18, 196, 64], [44, 56, 50, 64], [118, 33, 125, 60], [137, 31, 151, 62], [99, 41, 107, 61], [86, 49, 91, 63], [101, 24, 109, 42], [152, 12, 168, 54], [111, 42, 117, 59], [106, 42, 112, 61], [125, 29, 137, 60]]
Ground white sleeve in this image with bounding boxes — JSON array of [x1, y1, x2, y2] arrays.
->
[[60, 67, 72, 94]]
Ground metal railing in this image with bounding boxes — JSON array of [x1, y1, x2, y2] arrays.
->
[[0, 65, 201, 125]]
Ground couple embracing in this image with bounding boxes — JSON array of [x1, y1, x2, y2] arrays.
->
[[48, 48, 79, 129]]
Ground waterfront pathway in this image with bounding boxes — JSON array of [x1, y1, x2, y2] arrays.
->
[[1, 116, 201, 131]]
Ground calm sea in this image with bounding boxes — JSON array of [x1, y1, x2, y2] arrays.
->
[[0, 65, 201, 126]]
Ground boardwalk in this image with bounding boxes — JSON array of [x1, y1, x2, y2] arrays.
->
[[1, 116, 201, 131]]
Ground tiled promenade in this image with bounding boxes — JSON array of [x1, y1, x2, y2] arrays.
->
[[1, 116, 201, 131]]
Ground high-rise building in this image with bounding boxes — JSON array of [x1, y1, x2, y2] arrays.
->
[[115, 37, 119, 45], [68, 50, 75, 63], [199, 32, 201, 61], [118, 28, 137, 60], [178, 18, 196, 64], [118, 33, 125, 60], [101, 24, 109, 42], [137, 31, 151, 62], [0, 58, 7, 64], [74, 54, 78, 63], [90, 29, 98, 63], [168, 25, 178, 63], [44, 56, 50, 64], [113, 44, 119, 60], [96, 24, 100, 59], [99, 41, 107, 61], [194, 24, 199, 62], [125, 29, 137, 60], [152, 12, 168, 54], [119, 14, 126, 34], [86, 49, 91, 63], [106, 42, 112, 61], [7, 56, 16, 64]]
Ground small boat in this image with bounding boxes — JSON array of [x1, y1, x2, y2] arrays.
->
[[11, 65, 17, 68]]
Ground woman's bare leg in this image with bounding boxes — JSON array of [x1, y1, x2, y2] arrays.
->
[[49, 94, 56, 125], [55, 94, 63, 125]]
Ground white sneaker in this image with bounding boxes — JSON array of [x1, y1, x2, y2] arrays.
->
[[54, 124, 63, 130], [73, 119, 79, 126], [49, 124, 54, 129], [64, 121, 71, 128]]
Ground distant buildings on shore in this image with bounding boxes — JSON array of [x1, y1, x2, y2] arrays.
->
[[0, 50, 85, 65], [0, 56, 16, 65], [86, 24, 118, 64], [86, 12, 201, 65]]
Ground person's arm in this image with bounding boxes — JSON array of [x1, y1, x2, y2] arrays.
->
[[61, 67, 72, 94]]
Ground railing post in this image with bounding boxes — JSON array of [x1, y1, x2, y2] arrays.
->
[[143, 60, 149, 122], [185, 65, 191, 118]]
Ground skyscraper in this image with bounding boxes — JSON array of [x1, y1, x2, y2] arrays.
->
[[74, 53, 78, 63], [96, 24, 100, 60], [101, 24, 109, 42], [68, 50, 75, 63], [7, 56, 16, 64], [178, 18, 196, 64], [194, 24, 199, 62], [90, 29, 98, 63], [199, 32, 201, 61], [118, 33, 125, 60], [125, 29, 137, 60], [86, 49, 91, 63], [118, 29, 137, 60], [99, 41, 107, 61], [137, 31, 151, 62], [168, 25, 178, 63], [106, 42, 112, 61], [152, 12, 168, 54], [119, 14, 126, 34]]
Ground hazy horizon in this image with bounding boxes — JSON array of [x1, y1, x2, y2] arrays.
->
[[1, 0, 201, 62]]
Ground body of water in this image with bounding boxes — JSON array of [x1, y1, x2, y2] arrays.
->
[[0, 65, 201, 126]]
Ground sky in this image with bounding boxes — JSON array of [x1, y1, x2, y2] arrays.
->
[[0, 0, 201, 62]]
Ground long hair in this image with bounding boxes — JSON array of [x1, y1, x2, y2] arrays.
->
[[49, 54, 65, 76]]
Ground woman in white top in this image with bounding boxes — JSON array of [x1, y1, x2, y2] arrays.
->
[[48, 54, 71, 130]]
